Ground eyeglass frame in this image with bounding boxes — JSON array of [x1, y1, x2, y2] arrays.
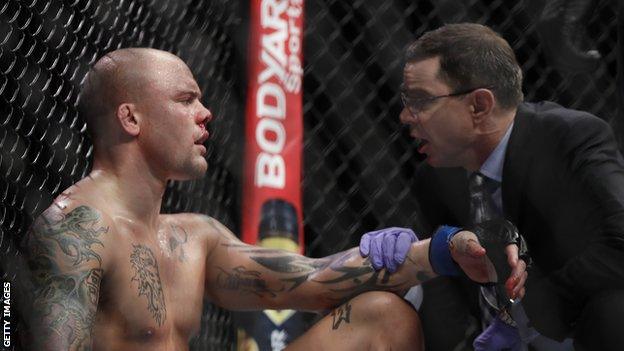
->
[[400, 86, 494, 120]]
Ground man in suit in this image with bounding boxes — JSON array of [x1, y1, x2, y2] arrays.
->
[[363, 23, 624, 350]]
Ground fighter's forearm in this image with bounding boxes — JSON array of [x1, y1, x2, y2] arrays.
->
[[213, 240, 435, 311], [301, 239, 435, 310]]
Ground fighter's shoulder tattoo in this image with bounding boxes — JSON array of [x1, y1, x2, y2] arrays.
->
[[130, 243, 167, 326], [23, 204, 108, 349], [27, 205, 108, 265]]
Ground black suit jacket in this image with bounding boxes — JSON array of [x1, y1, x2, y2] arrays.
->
[[415, 101, 624, 340]]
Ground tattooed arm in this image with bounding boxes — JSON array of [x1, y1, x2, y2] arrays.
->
[[20, 205, 108, 351], [202, 217, 490, 311]]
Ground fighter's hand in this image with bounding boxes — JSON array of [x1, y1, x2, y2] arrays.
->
[[359, 227, 418, 273], [504, 244, 528, 300], [449, 230, 497, 283]]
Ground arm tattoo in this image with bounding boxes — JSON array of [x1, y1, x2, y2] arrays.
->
[[408, 255, 433, 282], [215, 266, 282, 297], [219, 243, 406, 303], [31, 206, 107, 266], [130, 244, 167, 326], [24, 206, 107, 350], [221, 242, 329, 291], [312, 251, 404, 303]]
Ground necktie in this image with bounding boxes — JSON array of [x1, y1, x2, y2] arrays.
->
[[468, 172, 499, 224], [469, 174, 571, 350], [468, 173, 517, 329]]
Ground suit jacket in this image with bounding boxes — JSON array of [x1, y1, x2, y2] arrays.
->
[[415, 101, 624, 340]]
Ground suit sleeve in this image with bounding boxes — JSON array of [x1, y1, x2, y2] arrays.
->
[[522, 115, 624, 339], [548, 115, 624, 296]]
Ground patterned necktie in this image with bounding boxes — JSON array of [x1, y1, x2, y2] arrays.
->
[[468, 172, 517, 329], [468, 172, 499, 224]]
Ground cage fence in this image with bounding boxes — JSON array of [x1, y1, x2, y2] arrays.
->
[[0, 0, 620, 350]]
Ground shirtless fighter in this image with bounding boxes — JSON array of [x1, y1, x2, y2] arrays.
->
[[18, 48, 520, 350]]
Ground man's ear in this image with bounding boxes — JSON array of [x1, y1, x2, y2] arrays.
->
[[117, 103, 140, 136], [470, 89, 495, 124]]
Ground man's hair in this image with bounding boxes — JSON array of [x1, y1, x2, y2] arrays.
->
[[77, 48, 149, 143], [405, 23, 523, 110]]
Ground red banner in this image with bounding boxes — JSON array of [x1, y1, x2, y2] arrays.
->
[[242, 0, 304, 253]]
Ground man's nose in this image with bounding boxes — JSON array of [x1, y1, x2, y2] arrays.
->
[[399, 107, 414, 125], [196, 103, 213, 124]]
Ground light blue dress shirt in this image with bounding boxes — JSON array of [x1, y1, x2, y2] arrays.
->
[[478, 121, 513, 212]]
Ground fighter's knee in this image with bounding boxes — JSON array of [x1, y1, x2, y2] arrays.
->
[[350, 291, 412, 320], [349, 291, 423, 349]]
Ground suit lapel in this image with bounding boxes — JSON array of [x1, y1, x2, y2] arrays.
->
[[503, 103, 535, 224]]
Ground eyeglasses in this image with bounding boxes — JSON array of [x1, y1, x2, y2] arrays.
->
[[401, 86, 492, 120]]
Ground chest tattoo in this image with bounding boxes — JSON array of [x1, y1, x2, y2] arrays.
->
[[130, 244, 167, 326], [168, 225, 189, 262]]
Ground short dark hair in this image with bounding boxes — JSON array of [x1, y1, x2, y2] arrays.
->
[[405, 23, 523, 110]]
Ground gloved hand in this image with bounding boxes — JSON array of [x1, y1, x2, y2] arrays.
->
[[359, 227, 418, 273], [473, 314, 522, 351]]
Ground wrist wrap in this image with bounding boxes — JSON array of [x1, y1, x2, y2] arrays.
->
[[429, 225, 463, 276]]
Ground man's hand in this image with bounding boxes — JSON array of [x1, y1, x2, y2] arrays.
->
[[450, 230, 528, 299], [359, 227, 418, 273], [356, 222, 528, 301], [504, 244, 528, 300], [469, 219, 529, 301], [449, 230, 496, 283]]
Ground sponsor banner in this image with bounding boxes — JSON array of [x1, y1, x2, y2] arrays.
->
[[242, 0, 304, 251], [238, 1, 307, 350]]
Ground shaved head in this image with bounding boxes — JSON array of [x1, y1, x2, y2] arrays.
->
[[76, 47, 210, 180], [78, 48, 186, 144]]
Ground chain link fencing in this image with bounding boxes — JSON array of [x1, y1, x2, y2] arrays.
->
[[0, 0, 620, 350], [302, 0, 621, 255]]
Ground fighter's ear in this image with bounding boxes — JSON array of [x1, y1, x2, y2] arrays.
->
[[117, 103, 140, 136], [469, 88, 495, 123]]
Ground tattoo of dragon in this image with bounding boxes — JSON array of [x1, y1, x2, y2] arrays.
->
[[130, 244, 167, 326]]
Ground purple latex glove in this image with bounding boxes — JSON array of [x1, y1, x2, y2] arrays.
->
[[473, 315, 522, 351], [359, 227, 418, 273]]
